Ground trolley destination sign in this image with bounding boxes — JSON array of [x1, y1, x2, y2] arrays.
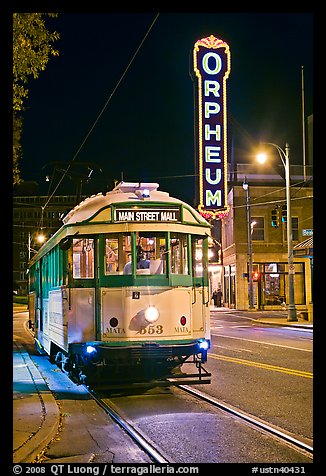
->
[[114, 207, 181, 223], [192, 35, 231, 219]]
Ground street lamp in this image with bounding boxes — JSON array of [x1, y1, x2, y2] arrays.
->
[[28, 231, 46, 261], [257, 142, 297, 322], [243, 177, 254, 309]]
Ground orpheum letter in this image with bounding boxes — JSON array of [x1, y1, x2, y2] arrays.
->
[[205, 124, 221, 141], [206, 190, 222, 207], [202, 52, 222, 74], [192, 35, 231, 219], [204, 102, 220, 118], [205, 169, 222, 185], [204, 80, 220, 97], [205, 146, 221, 162]]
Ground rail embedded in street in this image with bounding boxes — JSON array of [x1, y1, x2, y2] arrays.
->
[[180, 385, 313, 457]]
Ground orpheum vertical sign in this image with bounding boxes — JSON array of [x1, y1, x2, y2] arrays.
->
[[192, 35, 231, 219]]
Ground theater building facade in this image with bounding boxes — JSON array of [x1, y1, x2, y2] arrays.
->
[[220, 164, 313, 319]]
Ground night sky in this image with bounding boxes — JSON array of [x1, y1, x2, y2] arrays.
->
[[20, 12, 313, 206]]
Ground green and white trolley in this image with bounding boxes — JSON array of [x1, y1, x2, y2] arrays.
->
[[28, 182, 211, 386]]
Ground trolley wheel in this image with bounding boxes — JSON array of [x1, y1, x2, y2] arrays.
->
[[55, 351, 64, 368]]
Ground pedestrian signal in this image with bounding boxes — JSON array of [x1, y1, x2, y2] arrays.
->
[[252, 271, 260, 282]]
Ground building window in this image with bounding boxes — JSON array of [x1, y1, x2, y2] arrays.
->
[[251, 217, 264, 241], [283, 217, 299, 242]]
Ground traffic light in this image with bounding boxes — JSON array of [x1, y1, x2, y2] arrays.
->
[[271, 207, 280, 227], [281, 205, 287, 223]]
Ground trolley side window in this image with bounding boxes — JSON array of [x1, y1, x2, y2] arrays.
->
[[104, 235, 119, 274], [72, 238, 94, 278], [192, 236, 204, 278], [170, 233, 189, 275]]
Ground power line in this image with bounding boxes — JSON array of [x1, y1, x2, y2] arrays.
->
[[42, 13, 160, 212], [232, 194, 313, 210]]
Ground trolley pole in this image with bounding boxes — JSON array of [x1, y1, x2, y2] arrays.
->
[[285, 143, 297, 321]]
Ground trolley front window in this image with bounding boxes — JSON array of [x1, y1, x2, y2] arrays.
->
[[123, 232, 167, 275], [101, 231, 211, 285], [104, 234, 131, 275], [72, 238, 94, 278]]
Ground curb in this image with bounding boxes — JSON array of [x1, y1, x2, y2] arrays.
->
[[254, 319, 313, 330]]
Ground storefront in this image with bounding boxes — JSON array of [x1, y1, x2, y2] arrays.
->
[[222, 259, 308, 311], [252, 261, 306, 310]]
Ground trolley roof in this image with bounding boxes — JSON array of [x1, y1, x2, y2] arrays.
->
[[29, 182, 211, 265], [62, 182, 208, 226]]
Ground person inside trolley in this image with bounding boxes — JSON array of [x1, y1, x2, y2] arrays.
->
[[123, 246, 150, 274]]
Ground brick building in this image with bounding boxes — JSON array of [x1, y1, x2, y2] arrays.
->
[[220, 163, 313, 319]]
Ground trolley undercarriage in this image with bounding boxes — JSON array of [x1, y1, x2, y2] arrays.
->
[[52, 341, 211, 387]]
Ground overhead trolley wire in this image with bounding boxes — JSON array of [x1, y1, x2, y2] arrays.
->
[[41, 13, 160, 215]]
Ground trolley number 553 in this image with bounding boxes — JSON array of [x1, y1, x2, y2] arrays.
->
[[138, 325, 163, 335]]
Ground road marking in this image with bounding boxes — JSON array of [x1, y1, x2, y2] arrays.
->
[[212, 344, 253, 353], [230, 325, 252, 328], [209, 353, 313, 379], [211, 333, 312, 352]]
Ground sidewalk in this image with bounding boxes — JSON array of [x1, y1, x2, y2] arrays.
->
[[210, 306, 313, 330], [13, 305, 153, 464], [13, 341, 60, 463]]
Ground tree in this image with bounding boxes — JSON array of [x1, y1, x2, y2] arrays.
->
[[13, 114, 23, 185], [13, 13, 60, 184]]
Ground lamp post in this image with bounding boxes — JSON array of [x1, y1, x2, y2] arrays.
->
[[243, 177, 254, 309], [257, 142, 297, 321]]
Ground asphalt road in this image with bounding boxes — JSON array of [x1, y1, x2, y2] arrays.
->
[[198, 310, 313, 443]]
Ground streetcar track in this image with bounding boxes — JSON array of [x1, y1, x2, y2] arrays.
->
[[86, 387, 172, 463], [179, 385, 313, 458], [87, 382, 312, 463]]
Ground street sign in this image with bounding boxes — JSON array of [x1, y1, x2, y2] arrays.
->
[[288, 264, 295, 274]]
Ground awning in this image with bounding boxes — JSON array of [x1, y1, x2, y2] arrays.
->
[[293, 236, 313, 257]]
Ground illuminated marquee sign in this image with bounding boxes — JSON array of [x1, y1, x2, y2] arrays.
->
[[192, 35, 231, 219], [114, 208, 180, 223]]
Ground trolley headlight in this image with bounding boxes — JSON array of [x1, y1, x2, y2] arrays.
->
[[198, 340, 209, 351], [142, 188, 150, 198], [144, 306, 159, 323], [86, 345, 97, 354]]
